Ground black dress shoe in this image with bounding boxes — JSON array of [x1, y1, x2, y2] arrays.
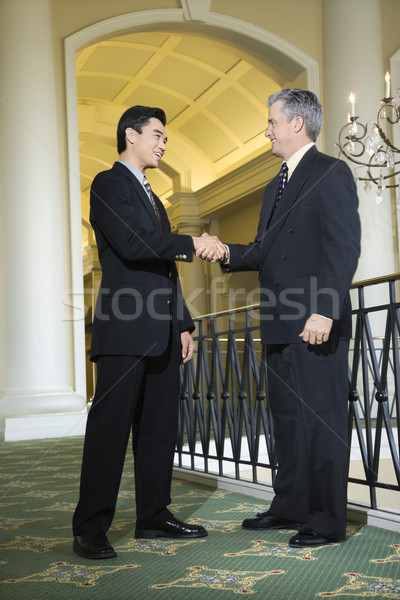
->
[[289, 527, 337, 547], [135, 516, 208, 539], [73, 531, 117, 559], [242, 512, 299, 530]]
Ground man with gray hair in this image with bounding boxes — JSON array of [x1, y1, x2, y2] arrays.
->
[[198, 88, 361, 547]]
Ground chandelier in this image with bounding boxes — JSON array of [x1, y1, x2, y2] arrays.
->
[[336, 72, 400, 205]]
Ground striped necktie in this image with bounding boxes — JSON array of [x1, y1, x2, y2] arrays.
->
[[143, 176, 162, 231]]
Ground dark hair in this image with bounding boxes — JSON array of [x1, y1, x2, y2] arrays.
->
[[267, 89, 323, 141], [117, 105, 167, 154]]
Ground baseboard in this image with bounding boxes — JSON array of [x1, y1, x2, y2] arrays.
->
[[0, 412, 87, 442], [173, 466, 400, 532], [173, 466, 275, 502]]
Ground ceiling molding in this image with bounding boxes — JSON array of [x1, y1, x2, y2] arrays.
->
[[181, 0, 211, 22], [65, 10, 184, 49], [65, 10, 318, 88]]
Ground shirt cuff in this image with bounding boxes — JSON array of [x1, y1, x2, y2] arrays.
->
[[314, 313, 333, 322], [220, 244, 230, 265]]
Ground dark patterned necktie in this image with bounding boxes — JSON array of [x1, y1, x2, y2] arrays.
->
[[276, 162, 288, 200], [268, 162, 288, 227], [143, 176, 163, 231]]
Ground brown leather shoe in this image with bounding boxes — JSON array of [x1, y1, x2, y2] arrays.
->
[[242, 512, 299, 530], [73, 531, 117, 559]]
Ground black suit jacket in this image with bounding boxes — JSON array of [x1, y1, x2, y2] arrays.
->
[[89, 161, 195, 361], [226, 146, 361, 344]]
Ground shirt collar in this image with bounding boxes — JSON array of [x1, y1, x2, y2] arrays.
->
[[117, 159, 146, 185], [285, 142, 315, 180]]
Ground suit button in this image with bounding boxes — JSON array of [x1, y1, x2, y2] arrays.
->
[[166, 299, 171, 305], [281, 255, 287, 261], [288, 228, 294, 234], [273, 280, 279, 286], [182, 254, 187, 260]]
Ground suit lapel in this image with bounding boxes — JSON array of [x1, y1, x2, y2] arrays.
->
[[157, 198, 171, 233], [261, 146, 318, 257], [112, 162, 161, 228], [262, 176, 280, 227]]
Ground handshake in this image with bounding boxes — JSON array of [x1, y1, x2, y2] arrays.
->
[[192, 232, 228, 264]]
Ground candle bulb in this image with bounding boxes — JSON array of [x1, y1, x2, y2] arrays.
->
[[385, 71, 391, 98], [349, 92, 355, 117]]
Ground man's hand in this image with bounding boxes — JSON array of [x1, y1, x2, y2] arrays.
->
[[180, 331, 194, 364], [193, 232, 227, 263], [299, 313, 332, 345]]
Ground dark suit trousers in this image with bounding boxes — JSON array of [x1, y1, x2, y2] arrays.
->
[[266, 339, 350, 540], [72, 334, 181, 536]]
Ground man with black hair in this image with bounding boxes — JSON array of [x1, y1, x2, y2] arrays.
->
[[72, 105, 224, 559]]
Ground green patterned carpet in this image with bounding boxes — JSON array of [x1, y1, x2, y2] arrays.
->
[[1, 436, 399, 599]]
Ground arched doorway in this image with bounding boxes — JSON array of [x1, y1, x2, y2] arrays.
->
[[64, 9, 319, 398]]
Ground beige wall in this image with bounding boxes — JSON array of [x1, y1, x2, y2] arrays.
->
[[51, 0, 181, 39], [381, 0, 400, 61], [218, 195, 264, 246], [211, 0, 323, 64], [51, 0, 322, 57], [218, 194, 262, 314], [50, 0, 398, 69]]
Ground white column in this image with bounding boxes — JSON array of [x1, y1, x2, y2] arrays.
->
[[323, 0, 396, 281], [0, 0, 86, 440]]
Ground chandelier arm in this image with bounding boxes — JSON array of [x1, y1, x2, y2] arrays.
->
[[377, 102, 400, 126], [338, 99, 399, 193], [338, 120, 368, 142], [375, 126, 400, 152], [337, 121, 369, 159]]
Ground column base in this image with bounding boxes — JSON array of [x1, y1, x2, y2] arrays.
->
[[0, 411, 88, 441], [0, 390, 87, 418]]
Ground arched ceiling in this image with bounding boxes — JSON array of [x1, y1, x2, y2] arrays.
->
[[76, 30, 284, 223]]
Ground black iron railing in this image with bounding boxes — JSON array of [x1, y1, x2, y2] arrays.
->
[[348, 274, 400, 508], [176, 274, 400, 511]]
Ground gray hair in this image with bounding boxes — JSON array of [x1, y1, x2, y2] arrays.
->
[[267, 89, 323, 141]]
